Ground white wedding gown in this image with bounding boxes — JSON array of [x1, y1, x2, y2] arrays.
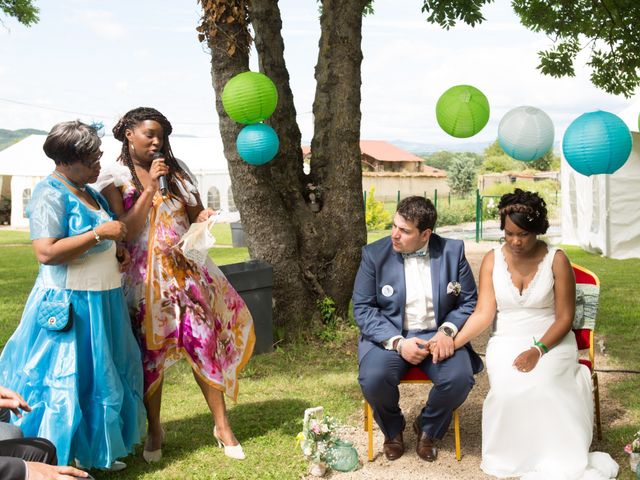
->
[[481, 245, 618, 480]]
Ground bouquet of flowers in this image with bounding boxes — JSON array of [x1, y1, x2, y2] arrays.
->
[[297, 408, 339, 465], [625, 430, 640, 455]]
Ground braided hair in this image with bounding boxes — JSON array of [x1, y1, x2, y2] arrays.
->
[[112, 107, 190, 200], [498, 188, 549, 235]]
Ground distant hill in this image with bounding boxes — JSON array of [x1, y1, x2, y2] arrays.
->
[[390, 140, 492, 156], [0, 128, 47, 151], [390, 139, 562, 157]]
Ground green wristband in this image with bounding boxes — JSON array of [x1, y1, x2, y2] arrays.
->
[[533, 337, 549, 354]]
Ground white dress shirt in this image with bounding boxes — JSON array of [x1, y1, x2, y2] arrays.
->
[[383, 241, 458, 350]]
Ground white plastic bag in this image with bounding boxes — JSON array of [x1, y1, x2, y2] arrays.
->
[[178, 210, 241, 265]]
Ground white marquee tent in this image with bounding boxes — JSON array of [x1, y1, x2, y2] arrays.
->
[[561, 131, 640, 259], [0, 135, 235, 228]]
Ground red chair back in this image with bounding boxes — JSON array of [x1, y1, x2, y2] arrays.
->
[[571, 264, 599, 370]]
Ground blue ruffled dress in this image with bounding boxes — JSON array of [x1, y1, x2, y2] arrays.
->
[[0, 176, 145, 468]]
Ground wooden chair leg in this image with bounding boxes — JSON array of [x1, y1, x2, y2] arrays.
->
[[453, 409, 461, 461], [363, 400, 368, 431], [365, 400, 374, 461], [593, 372, 602, 441]]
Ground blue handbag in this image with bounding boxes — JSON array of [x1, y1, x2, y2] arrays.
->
[[36, 295, 73, 332]]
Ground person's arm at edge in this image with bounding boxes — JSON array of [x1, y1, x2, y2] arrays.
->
[[536, 250, 576, 349], [452, 250, 497, 349]]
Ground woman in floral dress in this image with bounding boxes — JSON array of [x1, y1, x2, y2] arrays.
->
[[97, 107, 255, 462]]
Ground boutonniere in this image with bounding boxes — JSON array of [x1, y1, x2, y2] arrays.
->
[[447, 281, 461, 296]]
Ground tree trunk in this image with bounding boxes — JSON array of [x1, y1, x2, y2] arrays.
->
[[200, 0, 368, 333]]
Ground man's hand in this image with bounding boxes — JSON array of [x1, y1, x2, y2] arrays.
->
[[429, 332, 455, 364], [27, 462, 89, 480], [0, 386, 30, 417], [399, 337, 430, 365]]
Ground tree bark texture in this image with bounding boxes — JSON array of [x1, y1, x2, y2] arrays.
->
[[200, 0, 368, 332]]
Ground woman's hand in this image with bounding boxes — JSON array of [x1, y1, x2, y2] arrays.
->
[[196, 208, 216, 223], [145, 157, 170, 192], [116, 245, 131, 272], [512, 347, 541, 373], [0, 385, 31, 417], [95, 220, 127, 241]]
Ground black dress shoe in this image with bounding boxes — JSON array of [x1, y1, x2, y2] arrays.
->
[[382, 432, 404, 460], [413, 417, 438, 462]]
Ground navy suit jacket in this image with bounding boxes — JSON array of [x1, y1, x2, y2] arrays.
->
[[0, 457, 26, 480], [353, 233, 483, 373]]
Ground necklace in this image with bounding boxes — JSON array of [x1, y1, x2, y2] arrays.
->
[[53, 170, 87, 192]]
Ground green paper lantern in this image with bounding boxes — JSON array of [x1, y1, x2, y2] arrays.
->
[[436, 85, 490, 138], [222, 71, 278, 124]]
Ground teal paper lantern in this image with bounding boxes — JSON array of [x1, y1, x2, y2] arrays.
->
[[435, 85, 490, 138], [562, 110, 632, 176], [236, 123, 279, 165], [498, 106, 554, 162], [222, 71, 278, 124]]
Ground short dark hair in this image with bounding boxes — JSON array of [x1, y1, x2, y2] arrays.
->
[[43, 120, 101, 166], [498, 188, 549, 235], [396, 196, 437, 232]]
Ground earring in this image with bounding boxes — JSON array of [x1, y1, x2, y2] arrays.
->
[[130, 144, 135, 152]]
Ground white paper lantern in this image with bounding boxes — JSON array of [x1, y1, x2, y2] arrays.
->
[[498, 106, 555, 162]]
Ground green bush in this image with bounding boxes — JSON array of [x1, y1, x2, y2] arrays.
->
[[481, 180, 559, 219], [436, 198, 476, 226], [365, 187, 392, 230]]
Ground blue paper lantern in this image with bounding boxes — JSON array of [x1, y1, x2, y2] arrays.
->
[[562, 110, 632, 176], [236, 123, 279, 165], [498, 106, 554, 162]]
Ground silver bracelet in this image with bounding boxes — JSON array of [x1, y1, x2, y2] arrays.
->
[[532, 344, 543, 358], [396, 338, 404, 356], [92, 228, 101, 244]]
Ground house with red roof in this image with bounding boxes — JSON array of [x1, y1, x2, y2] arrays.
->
[[302, 140, 449, 200]]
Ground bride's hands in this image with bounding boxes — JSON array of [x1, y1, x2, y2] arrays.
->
[[512, 347, 541, 373]]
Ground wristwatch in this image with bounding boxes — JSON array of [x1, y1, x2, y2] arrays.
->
[[438, 325, 455, 338]]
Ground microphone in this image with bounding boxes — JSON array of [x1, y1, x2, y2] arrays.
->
[[152, 152, 169, 196]]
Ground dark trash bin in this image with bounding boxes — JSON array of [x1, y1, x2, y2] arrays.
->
[[219, 260, 273, 354], [230, 222, 247, 248]]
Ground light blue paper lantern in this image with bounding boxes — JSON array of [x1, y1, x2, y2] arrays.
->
[[498, 106, 554, 162], [562, 110, 632, 176], [236, 123, 279, 165]]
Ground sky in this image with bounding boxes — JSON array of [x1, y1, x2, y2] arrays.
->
[[0, 0, 638, 148]]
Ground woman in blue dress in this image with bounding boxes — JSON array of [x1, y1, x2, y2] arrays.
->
[[0, 121, 145, 470]]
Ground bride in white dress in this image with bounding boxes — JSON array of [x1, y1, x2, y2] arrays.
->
[[453, 189, 618, 480]]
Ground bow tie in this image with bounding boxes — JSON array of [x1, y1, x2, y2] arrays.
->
[[402, 250, 427, 259]]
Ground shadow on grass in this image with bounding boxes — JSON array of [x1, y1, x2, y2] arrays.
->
[[94, 398, 311, 479]]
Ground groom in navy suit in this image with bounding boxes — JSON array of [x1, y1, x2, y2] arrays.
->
[[354, 196, 483, 462]]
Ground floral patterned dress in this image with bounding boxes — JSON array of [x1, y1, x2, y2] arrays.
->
[[97, 163, 255, 401]]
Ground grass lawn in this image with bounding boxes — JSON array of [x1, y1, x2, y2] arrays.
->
[[0, 231, 638, 478]]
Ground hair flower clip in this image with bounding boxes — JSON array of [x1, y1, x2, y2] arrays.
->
[[89, 121, 105, 138]]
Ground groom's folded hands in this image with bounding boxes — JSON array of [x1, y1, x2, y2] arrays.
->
[[399, 337, 431, 365]]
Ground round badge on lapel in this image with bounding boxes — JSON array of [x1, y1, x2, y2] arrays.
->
[[381, 285, 394, 297]]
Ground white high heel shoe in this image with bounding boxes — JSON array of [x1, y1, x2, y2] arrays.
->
[[143, 428, 165, 463], [213, 426, 245, 460]]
